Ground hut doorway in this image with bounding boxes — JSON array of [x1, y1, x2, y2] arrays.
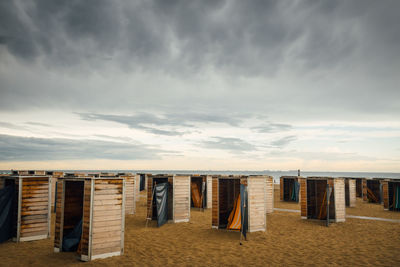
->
[[283, 178, 299, 202], [306, 180, 335, 220], [191, 177, 206, 209], [388, 181, 400, 211], [366, 180, 381, 203], [139, 174, 145, 191], [61, 181, 84, 252], [150, 177, 173, 226], [217, 179, 248, 232]]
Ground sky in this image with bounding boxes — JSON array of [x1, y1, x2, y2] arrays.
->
[[0, 0, 399, 172]]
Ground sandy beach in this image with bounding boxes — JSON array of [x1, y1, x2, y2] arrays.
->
[[0, 187, 399, 266]]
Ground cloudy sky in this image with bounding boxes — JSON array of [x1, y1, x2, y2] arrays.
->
[[0, 0, 399, 171]]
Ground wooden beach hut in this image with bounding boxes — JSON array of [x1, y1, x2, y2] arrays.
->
[[146, 174, 190, 226], [280, 176, 302, 203], [190, 175, 212, 209], [46, 171, 64, 212], [344, 178, 356, 207], [382, 179, 400, 212], [118, 173, 135, 215], [300, 177, 345, 223], [211, 175, 267, 233], [362, 178, 383, 203], [265, 176, 274, 214], [0, 175, 51, 243], [54, 176, 125, 261]]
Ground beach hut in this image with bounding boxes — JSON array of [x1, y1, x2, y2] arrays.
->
[[0, 175, 51, 243], [300, 177, 345, 223], [146, 174, 190, 227], [211, 175, 267, 233], [118, 173, 135, 215], [54, 176, 125, 261], [362, 178, 383, 203], [265, 176, 274, 214], [344, 178, 356, 207], [382, 179, 400, 212], [190, 175, 212, 209], [279, 176, 302, 203]]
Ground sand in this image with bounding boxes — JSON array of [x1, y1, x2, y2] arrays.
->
[[0, 188, 399, 266]]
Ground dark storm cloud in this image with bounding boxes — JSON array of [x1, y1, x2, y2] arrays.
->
[[78, 112, 242, 136], [1, 0, 399, 74], [0, 134, 170, 161], [202, 137, 256, 153], [270, 135, 296, 148]]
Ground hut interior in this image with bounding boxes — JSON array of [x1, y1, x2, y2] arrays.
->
[[217, 178, 241, 229], [191, 176, 206, 209], [283, 177, 299, 202], [388, 181, 400, 211], [345, 179, 350, 206], [366, 180, 381, 203], [139, 174, 146, 191], [306, 179, 335, 220]]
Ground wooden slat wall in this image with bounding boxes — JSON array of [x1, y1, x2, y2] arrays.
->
[[13, 178, 19, 239], [299, 178, 307, 218], [334, 178, 345, 222], [80, 179, 91, 258], [362, 179, 367, 201], [248, 177, 266, 232], [265, 176, 274, 214], [123, 176, 135, 215], [173, 175, 190, 223], [280, 177, 283, 201], [147, 177, 153, 219], [207, 175, 212, 209], [211, 178, 218, 228], [134, 174, 140, 201], [349, 179, 356, 207], [382, 180, 389, 209], [91, 179, 123, 257], [20, 177, 50, 239], [54, 180, 63, 250]]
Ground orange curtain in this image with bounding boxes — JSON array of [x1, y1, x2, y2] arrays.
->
[[227, 194, 241, 230], [191, 182, 203, 208]]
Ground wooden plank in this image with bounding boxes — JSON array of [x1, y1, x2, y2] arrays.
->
[[92, 246, 121, 256]]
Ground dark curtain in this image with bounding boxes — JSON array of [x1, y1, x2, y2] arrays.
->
[[155, 183, 169, 227], [240, 184, 248, 239], [0, 185, 15, 243]]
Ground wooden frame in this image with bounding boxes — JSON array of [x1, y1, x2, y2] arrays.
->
[[118, 173, 135, 215], [0, 175, 51, 242], [299, 177, 345, 223], [211, 175, 267, 233], [54, 176, 125, 262], [265, 176, 274, 214], [146, 174, 190, 224]]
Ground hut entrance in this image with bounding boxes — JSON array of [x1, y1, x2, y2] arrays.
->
[[217, 179, 248, 231], [62, 181, 84, 252], [283, 178, 299, 202], [191, 177, 206, 209], [356, 178, 363, 197], [388, 181, 400, 211], [151, 177, 173, 226], [306, 180, 335, 220], [366, 180, 381, 203], [0, 179, 15, 243], [139, 174, 145, 191]]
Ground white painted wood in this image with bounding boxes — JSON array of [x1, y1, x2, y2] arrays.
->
[[120, 179, 125, 255], [207, 175, 212, 209], [334, 178, 346, 222], [349, 179, 356, 207], [173, 175, 190, 223], [20, 234, 48, 242], [247, 177, 267, 232], [91, 251, 121, 261], [47, 176, 51, 237]]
